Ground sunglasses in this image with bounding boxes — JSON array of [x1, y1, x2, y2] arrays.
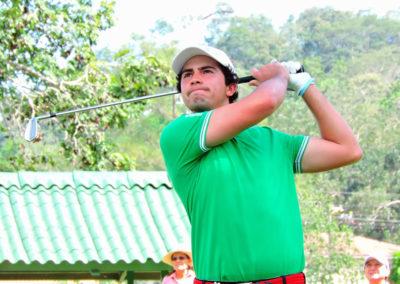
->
[[172, 256, 187, 261]]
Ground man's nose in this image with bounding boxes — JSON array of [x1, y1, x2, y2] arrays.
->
[[190, 72, 202, 84]]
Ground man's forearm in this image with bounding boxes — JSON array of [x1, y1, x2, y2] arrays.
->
[[302, 84, 356, 145], [300, 84, 363, 172]]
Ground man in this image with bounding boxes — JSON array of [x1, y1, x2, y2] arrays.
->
[[364, 254, 392, 284], [160, 45, 363, 283]]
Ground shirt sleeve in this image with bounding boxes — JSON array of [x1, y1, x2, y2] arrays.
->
[[160, 111, 213, 180], [293, 136, 310, 173], [266, 127, 310, 174]]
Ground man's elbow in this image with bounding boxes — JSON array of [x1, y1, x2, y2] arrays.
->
[[349, 145, 364, 164]]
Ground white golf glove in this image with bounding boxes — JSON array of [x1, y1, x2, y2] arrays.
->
[[280, 61, 303, 74], [271, 60, 315, 95], [281, 61, 315, 96], [288, 72, 315, 96]]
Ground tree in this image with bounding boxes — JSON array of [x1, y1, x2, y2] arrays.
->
[[289, 8, 400, 71], [279, 8, 400, 246], [205, 14, 280, 72], [0, 0, 174, 171]]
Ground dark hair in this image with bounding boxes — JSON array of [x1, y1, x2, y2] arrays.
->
[[176, 63, 239, 103]]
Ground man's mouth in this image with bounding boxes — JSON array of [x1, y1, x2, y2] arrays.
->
[[188, 87, 208, 96]]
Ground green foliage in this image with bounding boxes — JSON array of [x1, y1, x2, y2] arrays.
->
[[390, 252, 400, 283], [109, 98, 173, 171], [382, 78, 400, 107], [294, 8, 400, 70], [205, 14, 280, 71], [295, 174, 360, 283], [151, 19, 174, 36], [0, 0, 175, 171]]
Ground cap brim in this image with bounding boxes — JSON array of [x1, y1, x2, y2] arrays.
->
[[172, 47, 211, 74], [172, 45, 235, 74]]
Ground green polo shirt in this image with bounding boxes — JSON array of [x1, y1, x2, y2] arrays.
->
[[160, 110, 309, 281]]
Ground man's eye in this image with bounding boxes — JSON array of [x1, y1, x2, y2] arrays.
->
[[182, 73, 192, 78]]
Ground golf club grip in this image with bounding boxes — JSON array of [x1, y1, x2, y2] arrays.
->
[[238, 64, 305, 84], [238, 76, 255, 84]]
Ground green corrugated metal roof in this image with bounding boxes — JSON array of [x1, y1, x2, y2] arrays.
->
[[0, 171, 190, 270]]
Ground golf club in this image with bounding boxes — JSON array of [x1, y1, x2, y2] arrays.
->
[[24, 64, 304, 142], [24, 90, 178, 142]]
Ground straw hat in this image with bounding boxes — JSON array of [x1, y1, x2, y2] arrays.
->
[[162, 243, 192, 266]]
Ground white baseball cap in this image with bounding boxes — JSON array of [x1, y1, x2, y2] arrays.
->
[[364, 253, 390, 270], [172, 45, 235, 74]]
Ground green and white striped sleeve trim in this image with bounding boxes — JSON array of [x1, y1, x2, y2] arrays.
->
[[199, 111, 213, 152], [294, 136, 310, 173]]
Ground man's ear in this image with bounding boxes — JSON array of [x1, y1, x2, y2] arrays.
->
[[226, 83, 238, 98]]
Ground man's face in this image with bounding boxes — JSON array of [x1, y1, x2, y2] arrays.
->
[[180, 55, 236, 112], [364, 259, 389, 281]]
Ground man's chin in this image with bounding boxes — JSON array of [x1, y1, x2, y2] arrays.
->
[[190, 104, 212, 112]]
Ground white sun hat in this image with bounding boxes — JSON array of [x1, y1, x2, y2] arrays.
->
[[162, 243, 192, 266]]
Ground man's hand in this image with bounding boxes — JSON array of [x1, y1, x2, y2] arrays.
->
[[248, 62, 289, 87], [281, 61, 315, 96], [280, 61, 303, 74], [288, 73, 315, 96], [206, 61, 288, 148]]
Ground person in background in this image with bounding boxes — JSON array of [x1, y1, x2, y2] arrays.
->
[[364, 253, 392, 284], [162, 244, 195, 284]]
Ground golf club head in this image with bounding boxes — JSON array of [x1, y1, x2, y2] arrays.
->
[[24, 117, 39, 142]]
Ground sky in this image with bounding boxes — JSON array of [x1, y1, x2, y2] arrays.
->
[[95, 0, 400, 51]]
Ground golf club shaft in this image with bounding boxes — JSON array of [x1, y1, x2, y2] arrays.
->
[[30, 76, 257, 122], [34, 90, 179, 121], [24, 78, 246, 141]]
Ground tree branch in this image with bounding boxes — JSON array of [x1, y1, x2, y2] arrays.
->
[[8, 60, 59, 88], [7, 60, 86, 90], [372, 200, 400, 222]]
